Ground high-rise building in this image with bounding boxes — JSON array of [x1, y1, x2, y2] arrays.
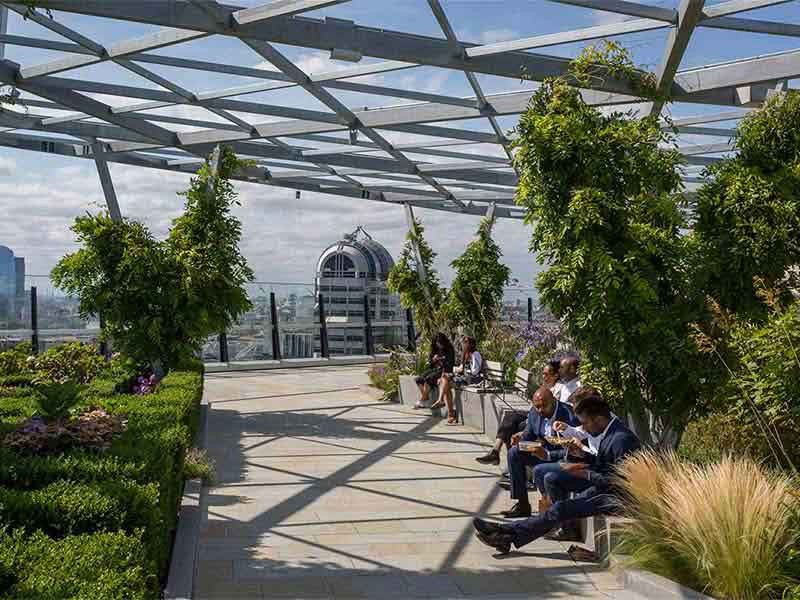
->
[[315, 227, 404, 355], [14, 257, 25, 300], [0, 246, 18, 321]]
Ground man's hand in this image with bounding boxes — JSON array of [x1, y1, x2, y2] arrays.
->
[[531, 446, 547, 460], [552, 421, 569, 433], [565, 438, 587, 458], [560, 462, 589, 478], [510, 432, 522, 446]]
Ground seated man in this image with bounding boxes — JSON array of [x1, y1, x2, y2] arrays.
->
[[473, 389, 641, 554], [555, 355, 581, 405], [498, 385, 578, 518]]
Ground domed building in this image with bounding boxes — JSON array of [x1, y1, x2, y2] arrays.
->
[[315, 227, 405, 355]]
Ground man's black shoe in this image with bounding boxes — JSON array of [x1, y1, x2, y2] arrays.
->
[[476, 450, 500, 465], [473, 517, 511, 536], [500, 502, 531, 518], [544, 526, 582, 542], [475, 531, 512, 555]]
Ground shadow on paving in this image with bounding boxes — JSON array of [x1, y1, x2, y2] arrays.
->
[[198, 370, 612, 599]]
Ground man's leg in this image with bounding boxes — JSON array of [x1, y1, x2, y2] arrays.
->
[[509, 487, 613, 549], [532, 462, 563, 495], [503, 446, 541, 516], [477, 411, 525, 465], [543, 470, 594, 503]]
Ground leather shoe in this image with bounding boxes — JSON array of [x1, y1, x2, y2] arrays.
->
[[475, 531, 512, 555], [500, 502, 532, 518], [473, 517, 510, 536], [476, 450, 500, 465], [497, 479, 511, 490]]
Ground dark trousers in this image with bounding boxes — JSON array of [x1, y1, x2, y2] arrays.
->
[[531, 462, 564, 494], [507, 445, 545, 504], [510, 486, 616, 548], [495, 411, 527, 448], [543, 469, 594, 502]]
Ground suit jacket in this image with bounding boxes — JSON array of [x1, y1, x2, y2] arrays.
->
[[585, 418, 642, 491], [521, 401, 579, 456]]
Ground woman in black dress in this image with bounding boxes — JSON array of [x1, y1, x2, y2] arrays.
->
[[414, 332, 455, 415]]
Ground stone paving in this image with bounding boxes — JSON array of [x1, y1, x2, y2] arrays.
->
[[196, 365, 623, 599]]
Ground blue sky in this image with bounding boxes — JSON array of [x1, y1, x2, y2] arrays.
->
[[0, 0, 798, 290]]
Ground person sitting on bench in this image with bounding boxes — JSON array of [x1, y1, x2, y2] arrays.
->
[[475, 359, 566, 466], [414, 332, 455, 410], [497, 385, 578, 518], [556, 355, 581, 405], [473, 388, 641, 554]]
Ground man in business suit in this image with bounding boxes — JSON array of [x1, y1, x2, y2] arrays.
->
[[499, 385, 579, 519], [473, 388, 641, 554]]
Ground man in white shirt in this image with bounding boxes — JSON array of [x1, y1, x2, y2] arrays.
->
[[556, 355, 581, 405]]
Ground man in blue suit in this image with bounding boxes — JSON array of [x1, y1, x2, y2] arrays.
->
[[474, 388, 641, 554], [499, 385, 578, 519]]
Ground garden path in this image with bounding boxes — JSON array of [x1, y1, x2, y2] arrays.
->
[[196, 365, 623, 599]]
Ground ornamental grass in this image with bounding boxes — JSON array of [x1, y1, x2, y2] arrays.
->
[[616, 451, 799, 600]]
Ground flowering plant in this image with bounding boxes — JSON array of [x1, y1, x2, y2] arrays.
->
[[132, 373, 158, 395]]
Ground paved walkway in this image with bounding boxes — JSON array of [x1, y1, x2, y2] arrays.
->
[[196, 366, 622, 599]]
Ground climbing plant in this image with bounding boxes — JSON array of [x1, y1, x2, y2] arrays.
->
[[694, 91, 800, 319], [512, 43, 713, 446], [52, 146, 254, 372], [387, 218, 447, 343], [445, 215, 510, 344]]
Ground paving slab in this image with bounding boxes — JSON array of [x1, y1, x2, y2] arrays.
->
[[195, 366, 616, 599]]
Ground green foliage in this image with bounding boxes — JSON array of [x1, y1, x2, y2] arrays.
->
[[568, 41, 662, 101], [695, 92, 800, 317], [684, 299, 800, 471], [31, 342, 107, 384], [32, 381, 82, 421], [513, 49, 710, 443], [51, 146, 254, 371], [0, 528, 151, 600], [367, 350, 425, 401], [0, 343, 32, 377], [183, 448, 216, 484], [481, 323, 524, 386], [0, 480, 160, 541], [445, 216, 510, 343], [388, 218, 447, 342], [0, 366, 203, 587]]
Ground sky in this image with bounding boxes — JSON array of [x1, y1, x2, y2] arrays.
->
[[0, 0, 798, 290]]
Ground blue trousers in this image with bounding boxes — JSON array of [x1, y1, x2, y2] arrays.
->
[[507, 445, 545, 503], [543, 469, 593, 502], [510, 486, 616, 548], [531, 462, 563, 494]]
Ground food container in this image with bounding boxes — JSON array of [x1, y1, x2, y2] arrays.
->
[[518, 441, 542, 452]]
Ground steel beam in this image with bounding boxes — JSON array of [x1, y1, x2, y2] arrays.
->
[[92, 142, 123, 222], [651, 0, 706, 116]]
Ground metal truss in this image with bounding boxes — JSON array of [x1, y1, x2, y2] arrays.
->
[[0, 0, 797, 219]]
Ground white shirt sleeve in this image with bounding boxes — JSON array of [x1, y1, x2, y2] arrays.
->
[[470, 352, 483, 377]]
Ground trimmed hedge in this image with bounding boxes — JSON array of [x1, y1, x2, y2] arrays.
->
[[0, 364, 203, 598], [0, 528, 152, 600]]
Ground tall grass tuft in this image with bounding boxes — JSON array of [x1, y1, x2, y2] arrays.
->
[[617, 451, 799, 599]]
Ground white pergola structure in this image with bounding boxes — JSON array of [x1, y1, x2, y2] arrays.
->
[[0, 0, 797, 222]]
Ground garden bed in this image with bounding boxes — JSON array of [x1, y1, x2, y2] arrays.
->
[[0, 362, 204, 600]]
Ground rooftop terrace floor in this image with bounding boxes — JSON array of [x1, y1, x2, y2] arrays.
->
[[196, 366, 622, 599]]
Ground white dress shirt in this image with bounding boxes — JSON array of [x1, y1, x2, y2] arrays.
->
[[561, 414, 618, 456], [557, 377, 581, 405]]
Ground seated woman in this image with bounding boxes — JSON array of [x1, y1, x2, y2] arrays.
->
[[438, 336, 483, 426], [414, 332, 455, 411]]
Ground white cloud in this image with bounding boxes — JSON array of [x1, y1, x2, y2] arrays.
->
[[480, 28, 520, 44], [0, 153, 540, 287]]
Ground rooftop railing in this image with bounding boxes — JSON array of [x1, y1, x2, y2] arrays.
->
[[1, 277, 541, 370]]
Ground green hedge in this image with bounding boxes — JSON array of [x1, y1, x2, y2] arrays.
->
[[0, 528, 152, 600], [0, 365, 203, 598]]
